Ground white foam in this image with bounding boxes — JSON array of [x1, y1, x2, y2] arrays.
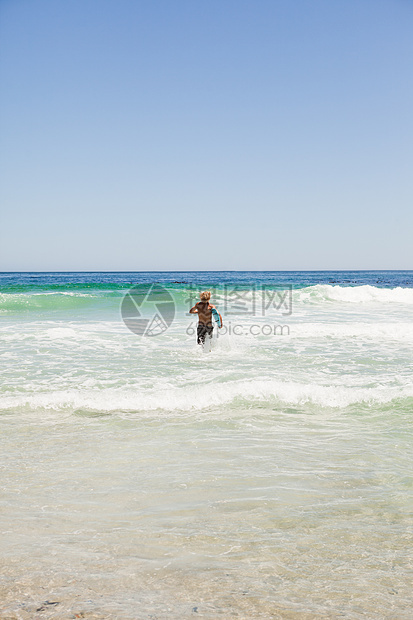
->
[[291, 322, 413, 341], [1, 379, 412, 414], [44, 327, 79, 339], [296, 284, 413, 305]]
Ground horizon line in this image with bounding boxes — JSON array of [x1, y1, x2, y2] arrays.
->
[[1, 269, 413, 274]]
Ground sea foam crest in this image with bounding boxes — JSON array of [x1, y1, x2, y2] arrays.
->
[[1, 380, 413, 414], [296, 284, 413, 305]]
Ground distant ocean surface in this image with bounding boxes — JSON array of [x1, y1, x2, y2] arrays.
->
[[1, 271, 412, 619]]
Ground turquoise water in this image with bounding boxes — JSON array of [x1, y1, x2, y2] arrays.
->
[[1, 272, 412, 618]]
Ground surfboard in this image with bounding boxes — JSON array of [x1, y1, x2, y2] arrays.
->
[[211, 307, 222, 328]]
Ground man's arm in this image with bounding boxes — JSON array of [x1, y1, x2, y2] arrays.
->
[[189, 303, 199, 314]]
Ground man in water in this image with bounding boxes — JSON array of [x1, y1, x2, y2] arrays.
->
[[189, 291, 223, 346]]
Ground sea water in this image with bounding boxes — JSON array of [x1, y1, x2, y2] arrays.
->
[[1, 271, 412, 619]]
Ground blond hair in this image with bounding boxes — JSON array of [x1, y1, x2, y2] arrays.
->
[[200, 291, 211, 301]]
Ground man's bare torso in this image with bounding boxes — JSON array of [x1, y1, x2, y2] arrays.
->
[[194, 301, 213, 326]]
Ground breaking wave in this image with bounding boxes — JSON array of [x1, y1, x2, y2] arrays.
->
[[1, 283, 413, 314], [1, 380, 413, 415], [295, 284, 413, 305]]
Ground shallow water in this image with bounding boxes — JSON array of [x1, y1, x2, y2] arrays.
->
[[1, 271, 412, 618]]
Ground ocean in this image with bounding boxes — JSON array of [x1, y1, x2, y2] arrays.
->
[[1, 271, 412, 619]]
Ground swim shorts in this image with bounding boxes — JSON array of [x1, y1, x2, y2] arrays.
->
[[197, 322, 213, 345]]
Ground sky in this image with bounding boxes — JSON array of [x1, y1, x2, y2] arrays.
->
[[1, 0, 412, 271]]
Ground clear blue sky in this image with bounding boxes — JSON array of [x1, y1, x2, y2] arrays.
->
[[1, 0, 412, 271]]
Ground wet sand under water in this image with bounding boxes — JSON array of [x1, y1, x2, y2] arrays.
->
[[1, 411, 412, 620]]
